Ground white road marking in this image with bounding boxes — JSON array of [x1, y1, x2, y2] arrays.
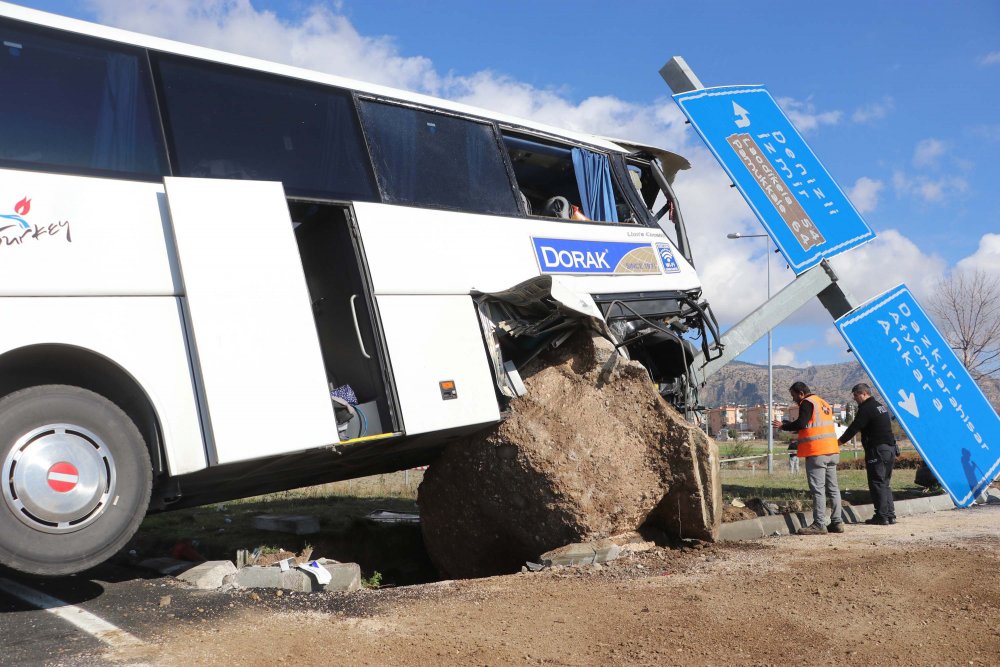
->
[[0, 577, 144, 648]]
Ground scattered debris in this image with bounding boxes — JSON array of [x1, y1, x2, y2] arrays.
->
[[176, 560, 237, 590]]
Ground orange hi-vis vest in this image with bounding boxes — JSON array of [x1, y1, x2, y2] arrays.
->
[[796, 394, 839, 458]]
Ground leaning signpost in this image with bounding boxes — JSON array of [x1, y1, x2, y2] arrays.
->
[[663, 57, 1000, 499]]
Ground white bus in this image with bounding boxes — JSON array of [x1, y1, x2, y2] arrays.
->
[[0, 2, 719, 575]]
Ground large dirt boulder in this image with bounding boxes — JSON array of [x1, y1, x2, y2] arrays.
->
[[418, 330, 721, 579]]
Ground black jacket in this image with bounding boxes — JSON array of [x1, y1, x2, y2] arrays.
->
[[839, 397, 895, 450]]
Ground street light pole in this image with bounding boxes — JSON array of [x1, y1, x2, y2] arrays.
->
[[727, 232, 774, 474]]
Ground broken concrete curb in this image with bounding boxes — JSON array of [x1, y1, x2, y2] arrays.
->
[[175, 560, 237, 590], [720, 489, 997, 542], [226, 562, 361, 592]]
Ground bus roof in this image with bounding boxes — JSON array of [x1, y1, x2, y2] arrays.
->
[[0, 1, 689, 179]]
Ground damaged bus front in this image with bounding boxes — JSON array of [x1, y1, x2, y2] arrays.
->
[[475, 137, 720, 414]]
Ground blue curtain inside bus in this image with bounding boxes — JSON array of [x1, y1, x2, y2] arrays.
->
[[92, 53, 139, 171], [571, 148, 618, 222]]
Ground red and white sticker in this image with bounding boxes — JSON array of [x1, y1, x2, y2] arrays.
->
[[46, 462, 79, 493]]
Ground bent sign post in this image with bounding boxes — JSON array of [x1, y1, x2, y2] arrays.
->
[[836, 285, 1000, 507], [673, 85, 875, 275]]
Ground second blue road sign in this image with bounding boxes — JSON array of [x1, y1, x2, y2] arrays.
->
[[836, 285, 1000, 507]]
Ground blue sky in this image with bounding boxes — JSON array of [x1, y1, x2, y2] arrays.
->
[[13, 0, 1000, 367]]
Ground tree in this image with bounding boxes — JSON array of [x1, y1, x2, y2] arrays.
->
[[927, 269, 1000, 382]]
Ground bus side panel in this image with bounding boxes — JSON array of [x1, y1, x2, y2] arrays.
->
[[0, 296, 206, 475], [0, 169, 180, 296], [376, 294, 500, 435], [163, 177, 339, 465], [352, 201, 702, 296]]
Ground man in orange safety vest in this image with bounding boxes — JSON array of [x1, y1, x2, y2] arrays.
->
[[772, 381, 844, 535]]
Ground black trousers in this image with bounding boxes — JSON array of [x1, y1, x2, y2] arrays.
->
[[865, 444, 897, 519]]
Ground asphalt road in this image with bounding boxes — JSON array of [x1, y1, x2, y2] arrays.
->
[[0, 562, 220, 666]]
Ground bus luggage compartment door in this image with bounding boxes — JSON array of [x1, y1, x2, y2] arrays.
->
[[163, 177, 338, 464]]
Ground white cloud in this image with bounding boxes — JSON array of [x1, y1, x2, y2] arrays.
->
[[828, 228, 948, 303], [979, 51, 1000, 66], [772, 346, 796, 366], [847, 176, 884, 213], [913, 138, 947, 167], [851, 96, 894, 123], [775, 97, 843, 132], [892, 169, 969, 203], [772, 346, 813, 368], [956, 233, 1000, 273]]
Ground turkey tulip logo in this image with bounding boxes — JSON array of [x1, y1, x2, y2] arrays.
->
[[0, 196, 31, 229]]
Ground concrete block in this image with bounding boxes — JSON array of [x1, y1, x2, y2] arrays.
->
[[928, 493, 956, 511], [541, 542, 596, 566], [895, 497, 934, 517], [176, 560, 237, 590], [719, 518, 764, 542], [592, 540, 622, 564], [137, 558, 196, 576], [228, 566, 315, 592], [984, 488, 1000, 504], [227, 562, 362, 592], [253, 514, 320, 535], [323, 562, 361, 592]]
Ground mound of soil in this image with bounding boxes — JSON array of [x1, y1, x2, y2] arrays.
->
[[418, 330, 720, 579]]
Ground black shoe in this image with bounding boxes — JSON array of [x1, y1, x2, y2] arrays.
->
[[888, 517, 897, 525], [865, 516, 890, 525]]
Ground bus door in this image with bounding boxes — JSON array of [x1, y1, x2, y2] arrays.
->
[[164, 177, 341, 464], [288, 199, 398, 441]]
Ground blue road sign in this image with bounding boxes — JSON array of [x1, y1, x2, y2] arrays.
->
[[674, 85, 875, 274], [836, 285, 1000, 507]]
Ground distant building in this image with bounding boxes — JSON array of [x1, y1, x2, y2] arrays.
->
[[707, 403, 790, 439], [706, 405, 743, 438], [744, 404, 786, 438]]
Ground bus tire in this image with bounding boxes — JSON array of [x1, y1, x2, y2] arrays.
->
[[0, 385, 152, 576]]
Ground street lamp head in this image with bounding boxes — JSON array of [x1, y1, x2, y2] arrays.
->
[[726, 232, 742, 239]]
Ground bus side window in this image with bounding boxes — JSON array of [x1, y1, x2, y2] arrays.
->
[[0, 17, 165, 178], [356, 100, 520, 216], [152, 55, 377, 202], [501, 133, 637, 224]]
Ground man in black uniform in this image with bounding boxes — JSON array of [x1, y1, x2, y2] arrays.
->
[[839, 383, 899, 525]]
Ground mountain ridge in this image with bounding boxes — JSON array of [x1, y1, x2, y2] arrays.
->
[[699, 360, 999, 408]]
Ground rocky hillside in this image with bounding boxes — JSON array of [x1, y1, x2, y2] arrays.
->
[[700, 360, 1000, 409]]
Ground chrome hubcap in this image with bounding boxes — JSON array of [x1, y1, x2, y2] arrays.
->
[[2, 424, 116, 533]]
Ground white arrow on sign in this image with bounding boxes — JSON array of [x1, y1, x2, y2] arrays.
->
[[897, 389, 919, 418], [733, 102, 751, 129]]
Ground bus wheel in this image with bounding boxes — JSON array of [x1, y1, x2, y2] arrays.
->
[[0, 385, 152, 576]]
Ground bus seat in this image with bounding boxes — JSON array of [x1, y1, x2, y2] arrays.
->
[[543, 196, 570, 219]]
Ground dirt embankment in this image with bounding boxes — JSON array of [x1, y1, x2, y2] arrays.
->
[[417, 330, 720, 578]]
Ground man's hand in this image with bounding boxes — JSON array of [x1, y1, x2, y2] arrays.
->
[[771, 418, 782, 429]]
